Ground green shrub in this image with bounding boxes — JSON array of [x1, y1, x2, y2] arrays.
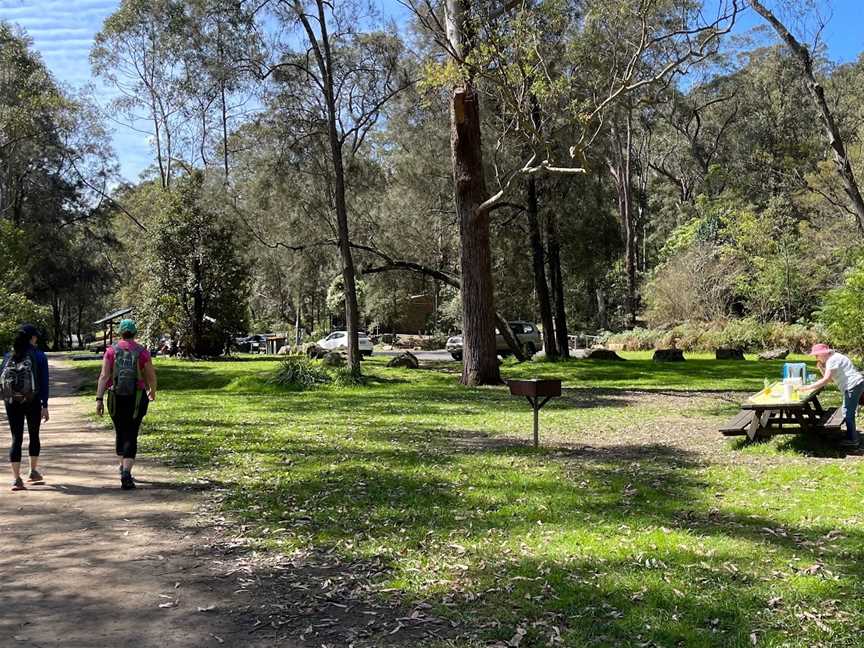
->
[[766, 321, 823, 354], [331, 367, 368, 387], [0, 287, 51, 351], [818, 262, 864, 354], [716, 318, 767, 351], [269, 355, 331, 390], [602, 319, 822, 353], [601, 327, 662, 351], [419, 334, 449, 351]]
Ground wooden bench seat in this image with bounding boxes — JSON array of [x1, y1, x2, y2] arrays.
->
[[822, 407, 845, 431], [719, 410, 754, 435]]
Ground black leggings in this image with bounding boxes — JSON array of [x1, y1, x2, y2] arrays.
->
[[6, 399, 42, 463], [110, 393, 149, 459]]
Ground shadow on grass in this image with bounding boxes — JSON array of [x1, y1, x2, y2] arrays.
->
[[775, 432, 858, 458], [728, 430, 856, 459], [126, 357, 864, 645], [193, 429, 864, 646]]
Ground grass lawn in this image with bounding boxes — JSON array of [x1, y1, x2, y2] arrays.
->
[[76, 352, 864, 647]]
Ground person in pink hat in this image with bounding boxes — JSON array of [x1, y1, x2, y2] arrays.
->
[[801, 343, 864, 447]]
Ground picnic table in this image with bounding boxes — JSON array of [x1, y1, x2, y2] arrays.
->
[[720, 381, 845, 441]]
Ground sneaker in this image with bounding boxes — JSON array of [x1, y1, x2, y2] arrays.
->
[[27, 470, 44, 484], [11, 478, 26, 491], [121, 472, 136, 490]]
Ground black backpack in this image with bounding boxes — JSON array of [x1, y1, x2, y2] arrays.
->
[[1, 351, 38, 404]]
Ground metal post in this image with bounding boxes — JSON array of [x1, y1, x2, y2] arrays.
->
[[533, 400, 539, 448]]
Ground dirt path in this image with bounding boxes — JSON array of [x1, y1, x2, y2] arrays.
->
[[0, 359, 273, 648]]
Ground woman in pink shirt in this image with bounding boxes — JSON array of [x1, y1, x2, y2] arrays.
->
[[95, 319, 157, 489]]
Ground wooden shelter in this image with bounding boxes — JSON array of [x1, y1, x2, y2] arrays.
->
[[94, 307, 133, 347]]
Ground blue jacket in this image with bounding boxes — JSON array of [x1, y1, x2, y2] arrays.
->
[[1, 346, 49, 407]]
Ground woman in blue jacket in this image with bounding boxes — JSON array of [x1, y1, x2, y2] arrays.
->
[[1, 324, 49, 491]]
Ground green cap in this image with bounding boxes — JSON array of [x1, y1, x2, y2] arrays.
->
[[119, 319, 137, 335]]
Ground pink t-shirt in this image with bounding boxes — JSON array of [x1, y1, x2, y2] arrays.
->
[[104, 340, 151, 390]]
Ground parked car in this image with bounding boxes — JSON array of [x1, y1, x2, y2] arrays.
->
[[315, 331, 374, 357], [446, 321, 542, 361]]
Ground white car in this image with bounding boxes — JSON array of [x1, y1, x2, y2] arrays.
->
[[317, 331, 374, 357]]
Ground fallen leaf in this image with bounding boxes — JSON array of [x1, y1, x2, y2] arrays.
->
[[509, 626, 527, 647]]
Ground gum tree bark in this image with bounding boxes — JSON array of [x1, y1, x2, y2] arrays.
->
[[607, 109, 638, 328], [446, 0, 501, 385]]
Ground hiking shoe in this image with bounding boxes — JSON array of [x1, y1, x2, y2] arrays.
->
[[11, 478, 26, 491], [27, 470, 44, 484], [121, 472, 136, 490]]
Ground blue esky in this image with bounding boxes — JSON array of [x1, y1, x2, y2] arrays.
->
[[1, 0, 862, 183]]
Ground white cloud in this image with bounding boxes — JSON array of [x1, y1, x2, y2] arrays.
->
[[1, 0, 152, 181]]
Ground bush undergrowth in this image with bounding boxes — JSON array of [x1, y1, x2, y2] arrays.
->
[[269, 355, 331, 390], [602, 319, 824, 352]]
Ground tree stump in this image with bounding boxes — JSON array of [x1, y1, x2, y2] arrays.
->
[[387, 352, 419, 369], [716, 348, 745, 360], [653, 349, 685, 362], [758, 348, 789, 361]]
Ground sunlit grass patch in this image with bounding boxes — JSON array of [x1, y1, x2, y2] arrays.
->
[[74, 354, 864, 646]]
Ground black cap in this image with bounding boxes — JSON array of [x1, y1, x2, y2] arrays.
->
[[19, 324, 38, 338]]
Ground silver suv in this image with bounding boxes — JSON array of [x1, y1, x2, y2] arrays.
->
[[445, 321, 542, 361]]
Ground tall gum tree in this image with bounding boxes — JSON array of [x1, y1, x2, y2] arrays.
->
[[91, 0, 190, 189], [266, 0, 408, 374], [444, 0, 501, 385], [749, 0, 864, 233], [407, 0, 740, 377]]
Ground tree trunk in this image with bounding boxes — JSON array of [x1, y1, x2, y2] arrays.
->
[[446, 0, 500, 385], [220, 80, 230, 180], [65, 301, 73, 349], [609, 114, 639, 329], [624, 214, 637, 328], [545, 211, 569, 359], [526, 93, 557, 360], [450, 84, 501, 384], [527, 176, 558, 360], [596, 285, 608, 331], [192, 258, 204, 355], [749, 0, 864, 232], [76, 304, 83, 350], [314, 0, 361, 374], [294, 291, 302, 349], [623, 112, 638, 328], [51, 298, 62, 351]]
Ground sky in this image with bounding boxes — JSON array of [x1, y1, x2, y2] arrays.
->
[[1, 0, 862, 183]]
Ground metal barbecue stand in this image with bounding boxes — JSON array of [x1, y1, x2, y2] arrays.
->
[[507, 379, 563, 448]]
